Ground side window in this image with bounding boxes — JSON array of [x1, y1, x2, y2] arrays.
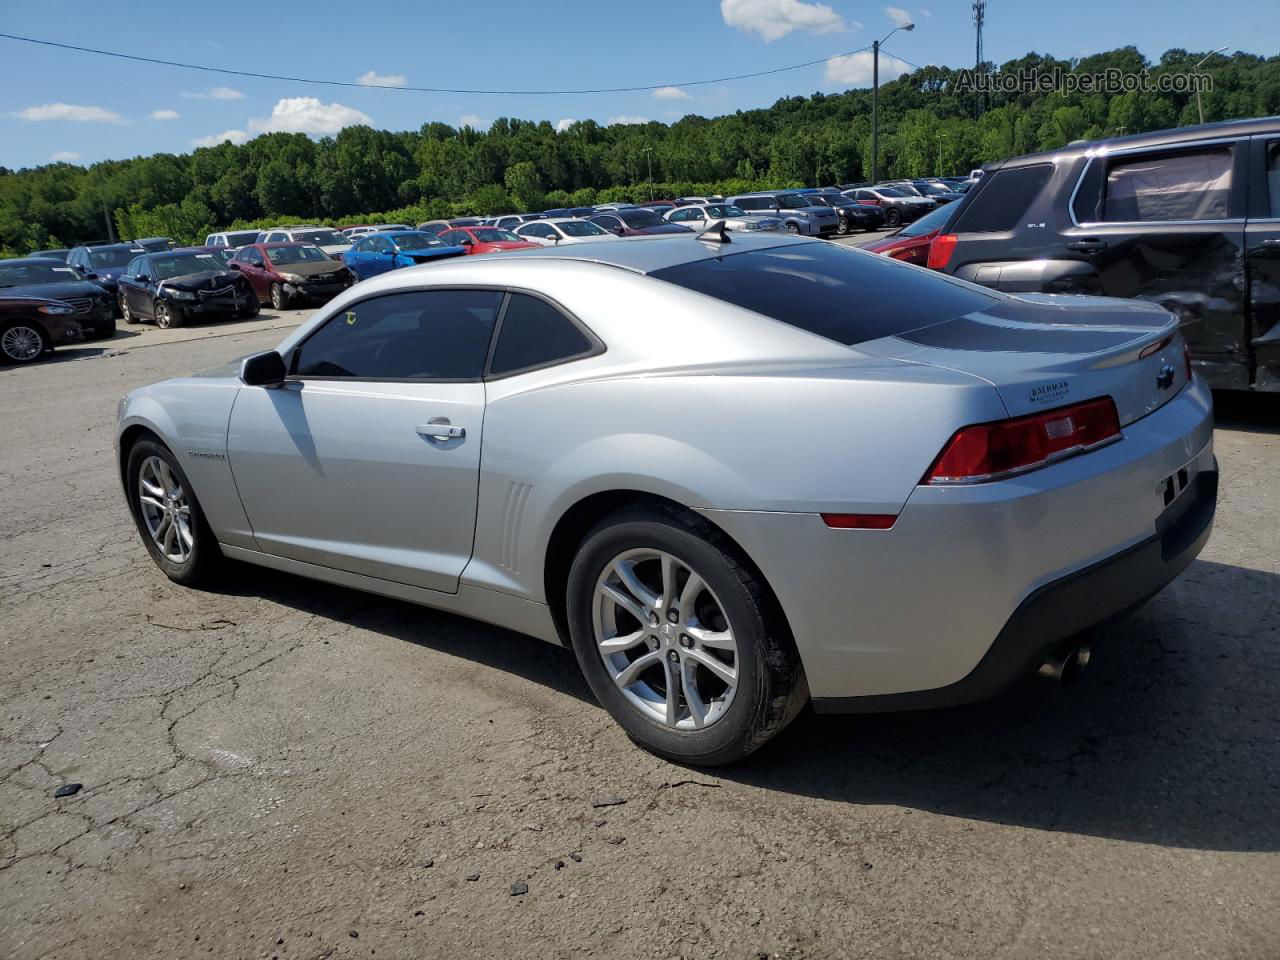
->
[[439, 231, 462, 245], [952, 163, 1053, 233], [490, 293, 594, 376], [669, 208, 690, 222], [244, 248, 264, 266], [1101, 147, 1233, 222], [368, 237, 390, 253], [125, 256, 143, 278], [687, 208, 706, 221], [352, 238, 369, 253], [1268, 142, 1280, 218], [292, 290, 503, 380]]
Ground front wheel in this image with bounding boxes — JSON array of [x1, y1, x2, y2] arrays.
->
[[126, 439, 223, 585], [238, 293, 261, 319], [785, 222, 801, 235], [270, 283, 288, 311], [566, 506, 807, 765], [154, 300, 182, 329], [836, 218, 850, 236], [884, 208, 902, 228], [0, 321, 48, 364]]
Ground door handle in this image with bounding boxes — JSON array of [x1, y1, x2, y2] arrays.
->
[[1066, 238, 1107, 253], [416, 419, 465, 441]]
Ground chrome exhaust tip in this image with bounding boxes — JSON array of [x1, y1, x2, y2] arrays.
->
[[1038, 645, 1091, 684]]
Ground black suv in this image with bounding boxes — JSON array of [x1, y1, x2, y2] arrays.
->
[[931, 117, 1280, 391]]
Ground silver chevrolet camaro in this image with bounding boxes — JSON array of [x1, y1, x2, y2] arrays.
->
[[115, 231, 1217, 764]]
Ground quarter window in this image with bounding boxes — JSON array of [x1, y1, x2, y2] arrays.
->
[[952, 163, 1053, 233], [292, 290, 503, 380], [490, 293, 594, 376]]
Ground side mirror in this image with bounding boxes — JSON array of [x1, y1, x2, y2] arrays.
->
[[240, 350, 286, 387], [228, 261, 240, 270], [460, 238, 474, 246], [84, 271, 98, 280]]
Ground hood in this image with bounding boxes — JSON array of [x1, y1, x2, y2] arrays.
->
[[0, 295, 74, 309], [482, 241, 541, 251], [0, 279, 109, 301], [317, 244, 351, 256], [279, 259, 350, 278], [403, 245, 468, 263], [161, 270, 241, 291]]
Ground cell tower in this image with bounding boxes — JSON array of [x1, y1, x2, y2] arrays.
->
[[973, 0, 986, 71]]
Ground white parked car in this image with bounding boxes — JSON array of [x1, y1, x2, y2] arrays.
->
[[256, 226, 352, 259], [205, 230, 263, 251], [513, 218, 622, 246]]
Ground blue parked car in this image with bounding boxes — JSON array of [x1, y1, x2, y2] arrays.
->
[[342, 230, 467, 281]]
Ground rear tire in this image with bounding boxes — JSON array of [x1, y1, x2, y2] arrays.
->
[[884, 208, 902, 228], [566, 505, 807, 766], [121, 295, 139, 324], [125, 438, 223, 586]]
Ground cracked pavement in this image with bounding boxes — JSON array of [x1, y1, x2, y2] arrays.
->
[[1, 319, 1277, 959]]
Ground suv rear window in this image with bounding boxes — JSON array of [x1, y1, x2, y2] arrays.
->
[[651, 243, 996, 346], [952, 163, 1053, 233]]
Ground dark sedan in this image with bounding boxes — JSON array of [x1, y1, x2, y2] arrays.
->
[[66, 242, 147, 314], [117, 250, 259, 329], [806, 190, 885, 233], [28, 248, 71, 261], [588, 208, 694, 237], [0, 296, 83, 364], [0, 257, 116, 338]]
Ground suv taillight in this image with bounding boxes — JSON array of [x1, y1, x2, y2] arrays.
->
[[926, 234, 957, 270], [924, 397, 1122, 484]]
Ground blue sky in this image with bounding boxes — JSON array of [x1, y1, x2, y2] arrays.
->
[[3, 0, 1276, 169]]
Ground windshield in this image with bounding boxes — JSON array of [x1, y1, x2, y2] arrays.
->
[[704, 204, 748, 218], [777, 194, 807, 207], [0, 261, 84, 287], [920, 183, 953, 195], [294, 229, 349, 246], [88, 247, 142, 268], [804, 196, 832, 206], [391, 232, 445, 249], [266, 245, 332, 264], [470, 228, 521, 243], [557, 220, 608, 237], [897, 202, 954, 236], [151, 253, 225, 280], [876, 187, 908, 198], [893, 184, 923, 197], [617, 209, 665, 228]]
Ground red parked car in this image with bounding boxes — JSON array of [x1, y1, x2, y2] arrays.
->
[[228, 242, 356, 310], [436, 226, 541, 255], [860, 203, 954, 267]]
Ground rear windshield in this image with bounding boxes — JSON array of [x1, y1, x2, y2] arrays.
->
[[650, 243, 996, 346], [617, 209, 665, 227]]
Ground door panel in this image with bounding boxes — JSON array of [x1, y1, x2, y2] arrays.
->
[[1246, 136, 1280, 389], [227, 379, 486, 593]]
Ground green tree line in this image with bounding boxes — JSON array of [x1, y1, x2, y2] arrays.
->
[[3, 46, 1277, 255]]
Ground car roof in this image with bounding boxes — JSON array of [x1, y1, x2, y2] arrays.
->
[[259, 241, 310, 248], [1001, 115, 1280, 167], [0, 256, 74, 265], [470, 231, 822, 274], [74, 242, 143, 251]]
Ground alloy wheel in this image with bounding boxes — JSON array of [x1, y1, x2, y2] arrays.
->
[[271, 284, 285, 310], [1, 324, 44, 362], [137, 455, 193, 563], [121, 296, 134, 324], [154, 302, 172, 329], [592, 548, 739, 730]]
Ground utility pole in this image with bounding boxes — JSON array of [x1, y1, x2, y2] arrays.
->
[[973, 1, 985, 72], [1195, 46, 1227, 125], [642, 147, 654, 200], [871, 21, 915, 183], [937, 134, 945, 174]]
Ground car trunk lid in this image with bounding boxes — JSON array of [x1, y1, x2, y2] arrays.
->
[[867, 293, 1187, 425]]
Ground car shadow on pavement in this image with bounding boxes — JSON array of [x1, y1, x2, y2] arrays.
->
[[212, 557, 1276, 853]]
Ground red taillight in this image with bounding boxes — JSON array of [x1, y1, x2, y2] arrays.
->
[[926, 233, 957, 270], [924, 397, 1122, 484], [821, 513, 898, 530]]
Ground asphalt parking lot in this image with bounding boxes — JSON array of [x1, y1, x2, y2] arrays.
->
[[1, 268, 1278, 959]]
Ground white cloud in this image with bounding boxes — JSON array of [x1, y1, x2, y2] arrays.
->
[[720, 0, 845, 41], [824, 50, 913, 87], [149, 109, 180, 121], [918, 8, 931, 18], [555, 118, 577, 132], [50, 151, 80, 162], [182, 86, 244, 100], [885, 6, 912, 27], [459, 114, 483, 128], [607, 115, 650, 126], [357, 70, 407, 87], [191, 129, 249, 148], [15, 103, 124, 124], [248, 97, 372, 135], [653, 86, 691, 100]]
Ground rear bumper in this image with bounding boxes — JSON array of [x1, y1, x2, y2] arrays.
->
[[700, 378, 1216, 704], [813, 464, 1217, 713]]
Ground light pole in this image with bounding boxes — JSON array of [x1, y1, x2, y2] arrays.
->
[[642, 146, 654, 200], [937, 133, 945, 174], [1194, 46, 1227, 125], [871, 21, 914, 183]]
